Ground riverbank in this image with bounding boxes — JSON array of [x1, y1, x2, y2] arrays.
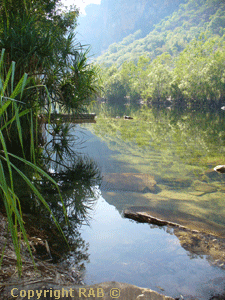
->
[[1, 281, 175, 300], [0, 211, 175, 300], [124, 208, 225, 270], [1, 207, 225, 299]]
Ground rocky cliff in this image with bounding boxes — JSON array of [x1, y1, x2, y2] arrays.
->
[[77, 0, 186, 56]]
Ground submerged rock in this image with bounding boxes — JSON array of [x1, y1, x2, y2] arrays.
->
[[192, 181, 217, 194], [123, 208, 183, 228], [101, 173, 157, 193], [202, 169, 222, 180], [159, 177, 192, 189]]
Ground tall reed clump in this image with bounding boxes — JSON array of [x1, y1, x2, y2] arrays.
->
[[0, 49, 68, 276]]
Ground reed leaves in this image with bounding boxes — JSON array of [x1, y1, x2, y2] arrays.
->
[[0, 49, 68, 276]]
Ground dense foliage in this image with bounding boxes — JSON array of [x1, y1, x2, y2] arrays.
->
[[97, 0, 225, 66], [78, 0, 186, 56], [98, 0, 225, 108], [0, 0, 99, 113], [0, 0, 100, 274]]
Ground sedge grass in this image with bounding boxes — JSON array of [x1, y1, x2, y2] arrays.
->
[[0, 49, 68, 276]]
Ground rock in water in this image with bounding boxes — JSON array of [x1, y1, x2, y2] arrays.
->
[[101, 173, 157, 193], [214, 165, 225, 174], [193, 181, 217, 193]]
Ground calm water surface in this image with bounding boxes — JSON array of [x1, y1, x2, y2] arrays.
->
[[81, 196, 224, 299], [69, 109, 225, 299]]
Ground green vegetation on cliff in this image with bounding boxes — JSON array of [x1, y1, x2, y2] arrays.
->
[[99, 35, 225, 107], [78, 0, 186, 56], [97, 0, 225, 107], [97, 0, 225, 66]]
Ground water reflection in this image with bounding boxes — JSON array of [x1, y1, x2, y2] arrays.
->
[[71, 106, 225, 298], [17, 123, 102, 279], [31, 108, 225, 298], [43, 121, 85, 170], [81, 195, 225, 299], [39, 126, 101, 274], [83, 105, 225, 236], [39, 121, 101, 223]]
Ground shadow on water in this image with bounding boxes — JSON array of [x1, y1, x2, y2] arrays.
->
[[9, 122, 102, 281]]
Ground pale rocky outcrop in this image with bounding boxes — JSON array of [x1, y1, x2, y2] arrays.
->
[[4, 281, 174, 300]]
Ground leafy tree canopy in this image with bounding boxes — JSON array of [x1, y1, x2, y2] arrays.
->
[[96, 0, 225, 67], [0, 0, 100, 113]]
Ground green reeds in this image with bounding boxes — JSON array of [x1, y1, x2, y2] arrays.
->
[[0, 49, 68, 276]]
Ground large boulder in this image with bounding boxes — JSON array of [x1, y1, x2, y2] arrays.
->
[[4, 281, 174, 300]]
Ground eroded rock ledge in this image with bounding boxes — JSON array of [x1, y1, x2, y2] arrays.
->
[[123, 209, 183, 228], [123, 208, 225, 270]]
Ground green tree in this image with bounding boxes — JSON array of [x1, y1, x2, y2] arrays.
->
[[104, 73, 126, 105], [0, 0, 99, 113], [142, 53, 172, 103], [120, 61, 140, 104], [173, 36, 225, 106]]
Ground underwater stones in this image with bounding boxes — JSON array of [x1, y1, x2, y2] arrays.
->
[[202, 169, 221, 181], [159, 177, 192, 189], [214, 165, 225, 174], [101, 173, 157, 193], [188, 191, 205, 196], [193, 181, 217, 194]]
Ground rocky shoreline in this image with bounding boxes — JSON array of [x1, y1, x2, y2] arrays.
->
[[1, 208, 225, 300], [123, 208, 225, 270], [1, 281, 175, 300], [0, 211, 175, 300]]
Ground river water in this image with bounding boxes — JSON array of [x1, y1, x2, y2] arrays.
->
[[68, 108, 225, 299]]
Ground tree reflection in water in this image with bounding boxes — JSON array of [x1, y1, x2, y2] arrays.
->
[[33, 121, 102, 276]]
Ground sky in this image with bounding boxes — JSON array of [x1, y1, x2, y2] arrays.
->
[[61, 0, 101, 14]]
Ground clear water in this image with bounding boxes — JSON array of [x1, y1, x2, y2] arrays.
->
[[68, 109, 225, 299], [81, 196, 224, 299]]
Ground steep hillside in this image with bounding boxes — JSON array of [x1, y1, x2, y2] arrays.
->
[[96, 0, 225, 66], [77, 0, 186, 56]]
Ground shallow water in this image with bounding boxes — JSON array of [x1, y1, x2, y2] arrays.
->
[[68, 109, 225, 299], [81, 196, 224, 299]]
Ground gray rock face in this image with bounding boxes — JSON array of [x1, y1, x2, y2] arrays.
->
[[77, 282, 175, 300], [77, 0, 186, 56]]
